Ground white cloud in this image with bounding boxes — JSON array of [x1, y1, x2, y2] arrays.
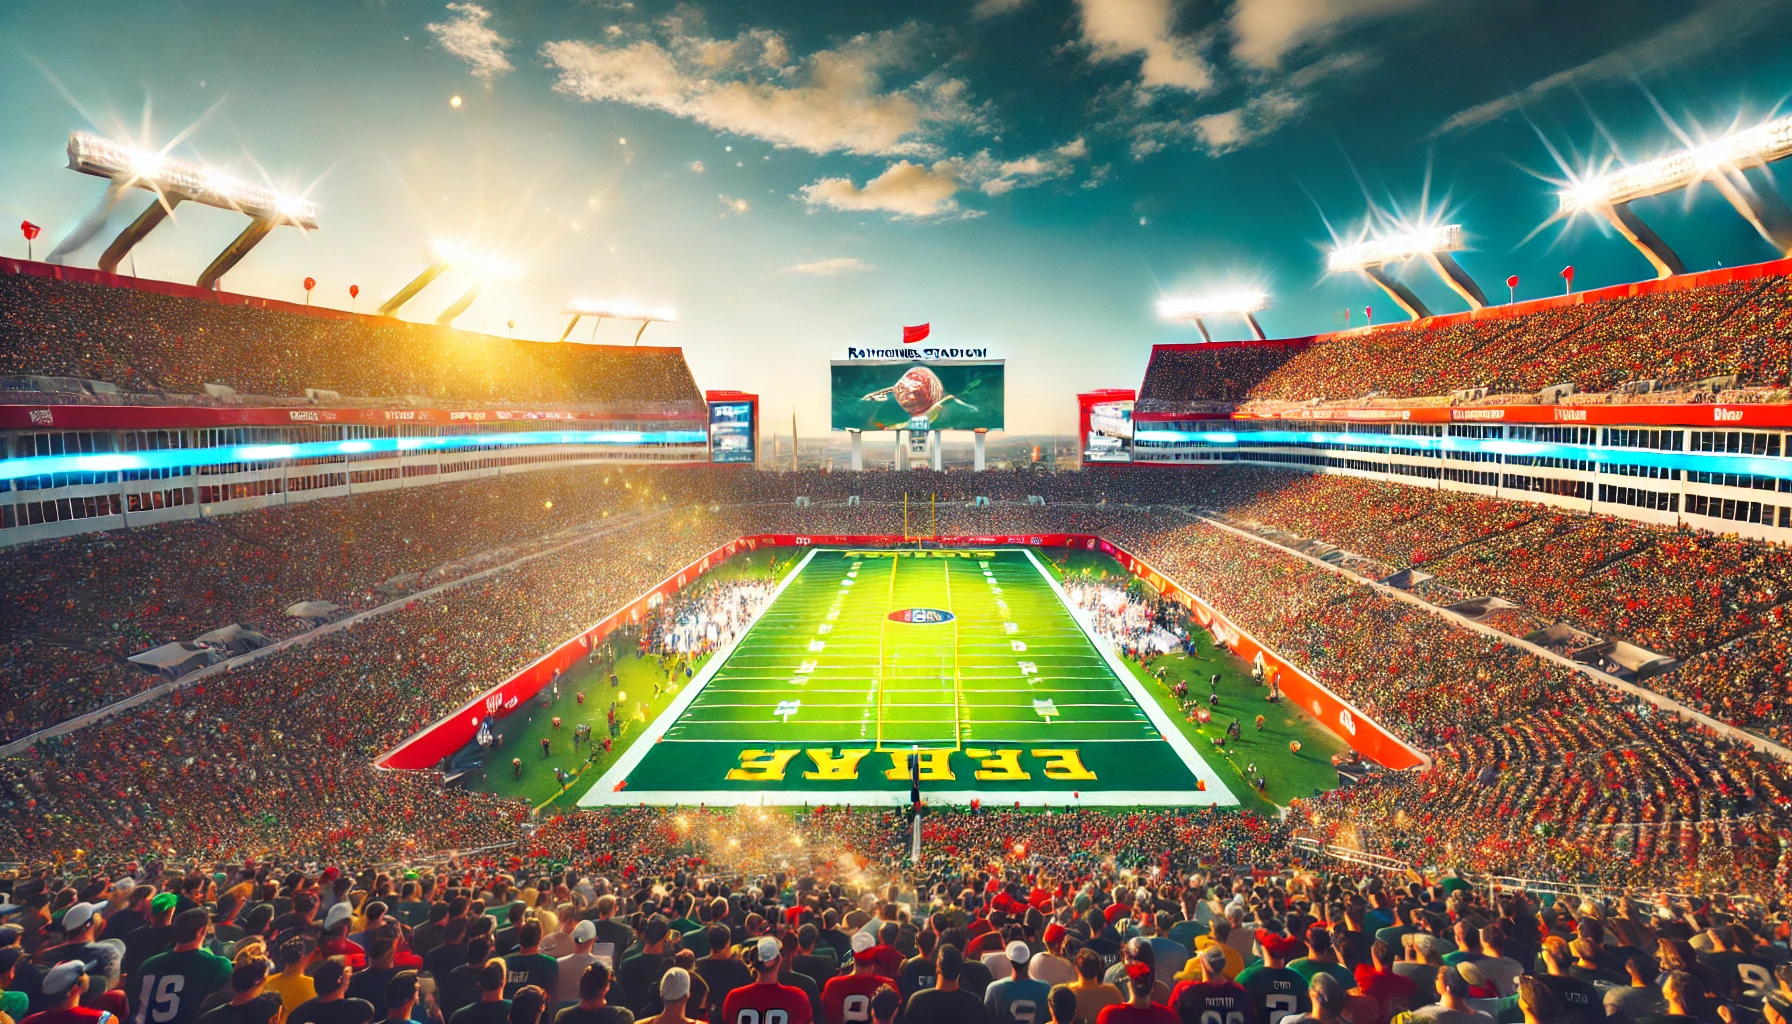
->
[[426, 3, 513, 82], [1074, 0, 1212, 93], [1228, 0, 1433, 69], [779, 257, 877, 276], [800, 161, 964, 218], [974, 0, 1032, 17], [689, 160, 705, 173], [1434, 0, 1784, 135], [719, 194, 750, 215], [543, 24, 977, 157]]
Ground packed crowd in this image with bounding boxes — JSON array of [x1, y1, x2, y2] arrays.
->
[[637, 580, 778, 659], [1130, 273, 1792, 407], [1110, 515, 1792, 892], [1136, 343, 1312, 411], [1060, 579, 1188, 661], [0, 469, 666, 741], [1179, 466, 1792, 745], [3, 821, 1789, 1024], [0, 274, 704, 409], [7, 463, 1792, 897], [0, 502, 750, 865]]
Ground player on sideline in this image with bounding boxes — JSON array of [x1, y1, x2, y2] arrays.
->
[[722, 937, 813, 1024]]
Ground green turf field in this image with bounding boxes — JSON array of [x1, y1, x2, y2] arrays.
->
[[581, 547, 1240, 807]]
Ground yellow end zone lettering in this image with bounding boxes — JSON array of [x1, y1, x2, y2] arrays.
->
[[722, 747, 1096, 783]]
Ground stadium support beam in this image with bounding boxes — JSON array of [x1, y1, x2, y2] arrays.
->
[[1423, 252, 1489, 310], [895, 430, 910, 471], [1243, 314, 1267, 341], [1599, 203, 1685, 279], [100, 197, 181, 275], [1190, 319, 1213, 343], [849, 430, 864, 472], [974, 428, 987, 471], [435, 284, 482, 327], [1362, 266, 1431, 320], [196, 217, 275, 291], [378, 260, 450, 318], [1709, 170, 1792, 255]]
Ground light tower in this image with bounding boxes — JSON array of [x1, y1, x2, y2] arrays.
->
[[1154, 290, 1271, 340], [557, 299, 678, 345], [63, 132, 319, 289], [1559, 112, 1792, 278], [1326, 224, 1486, 321], [376, 242, 520, 324]]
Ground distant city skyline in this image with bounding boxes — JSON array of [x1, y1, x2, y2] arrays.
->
[[4, 0, 1792, 433]]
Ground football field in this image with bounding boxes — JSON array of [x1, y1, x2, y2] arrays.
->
[[581, 548, 1236, 806]]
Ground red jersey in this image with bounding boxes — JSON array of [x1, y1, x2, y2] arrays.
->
[[869, 946, 904, 981], [722, 981, 813, 1024], [820, 973, 895, 1024]]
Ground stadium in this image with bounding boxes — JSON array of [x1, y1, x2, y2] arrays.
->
[[6, 5, 1792, 1024]]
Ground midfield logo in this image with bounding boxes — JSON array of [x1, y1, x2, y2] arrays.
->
[[888, 608, 955, 624]]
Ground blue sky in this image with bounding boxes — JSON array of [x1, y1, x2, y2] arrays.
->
[[3, 0, 1792, 433]]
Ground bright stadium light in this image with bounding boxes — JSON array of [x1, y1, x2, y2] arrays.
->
[[1326, 222, 1486, 319], [1555, 112, 1792, 275], [68, 132, 320, 228], [559, 298, 679, 345], [1558, 113, 1792, 212], [1155, 290, 1270, 341], [1155, 291, 1269, 319], [430, 241, 523, 282], [65, 131, 319, 289], [1325, 224, 1463, 273]]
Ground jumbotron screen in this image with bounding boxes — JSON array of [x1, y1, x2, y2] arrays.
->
[[829, 359, 1006, 431]]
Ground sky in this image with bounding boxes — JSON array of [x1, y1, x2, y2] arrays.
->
[[4, 0, 1792, 435]]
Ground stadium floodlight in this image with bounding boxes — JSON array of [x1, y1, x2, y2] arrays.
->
[[376, 242, 523, 323], [65, 132, 319, 289], [1325, 223, 1487, 320], [1155, 290, 1269, 341], [558, 298, 679, 344], [1556, 113, 1792, 276]]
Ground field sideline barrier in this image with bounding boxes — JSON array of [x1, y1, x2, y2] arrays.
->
[[379, 531, 1426, 775]]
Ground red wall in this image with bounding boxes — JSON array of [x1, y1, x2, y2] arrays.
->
[[378, 533, 1428, 774]]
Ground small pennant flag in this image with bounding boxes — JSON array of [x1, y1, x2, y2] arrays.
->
[[1505, 275, 1519, 289], [20, 221, 41, 241], [1561, 265, 1574, 283], [903, 323, 930, 343]]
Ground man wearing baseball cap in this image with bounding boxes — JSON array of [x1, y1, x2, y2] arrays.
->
[[719, 938, 809, 1024], [637, 968, 690, 1024], [1029, 925, 1074, 989], [1170, 946, 1252, 1024], [983, 942, 1049, 1024], [820, 933, 894, 1024], [552, 923, 600, 1011], [37, 904, 124, 997], [22, 961, 105, 1024]]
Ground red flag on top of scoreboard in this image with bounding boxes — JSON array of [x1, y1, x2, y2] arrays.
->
[[903, 323, 930, 344]]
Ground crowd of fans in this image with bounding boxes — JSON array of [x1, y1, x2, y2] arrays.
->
[[0, 274, 704, 409], [637, 580, 777, 659], [5, 462, 1792, 903], [1129, 274, 1792, 407], [0, 469, 671, 741], [1137, 343, 1313, 411], [2, 817, 1789, 1024], [1108, 516, 1792, 893], [1178, 466, 1792, 745]]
